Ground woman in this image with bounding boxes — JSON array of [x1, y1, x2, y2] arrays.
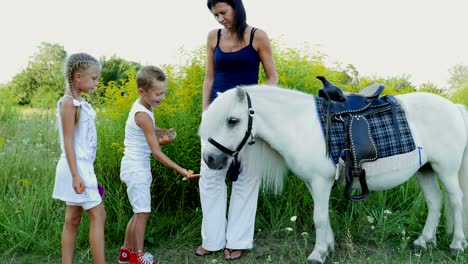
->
[[196, 0, 278, 260]]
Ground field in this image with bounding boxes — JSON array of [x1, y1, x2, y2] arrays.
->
[[1, 101, 467, 264], [1, 47, 467, 263]]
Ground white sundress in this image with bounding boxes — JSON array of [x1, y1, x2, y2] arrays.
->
[[52, 95, 101, 204]]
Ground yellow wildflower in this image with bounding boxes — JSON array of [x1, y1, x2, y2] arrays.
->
[[18, 178, 30, 186]]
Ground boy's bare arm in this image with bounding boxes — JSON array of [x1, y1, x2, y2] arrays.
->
[[135, 112, 199, 179]]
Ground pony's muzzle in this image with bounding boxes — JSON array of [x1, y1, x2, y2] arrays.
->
[[203, 152, 229, 170]]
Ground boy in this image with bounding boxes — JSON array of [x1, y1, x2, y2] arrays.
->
[[118, 66, 199, 264]]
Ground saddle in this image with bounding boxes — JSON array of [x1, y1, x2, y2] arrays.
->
[[317, 76, 401, 201]]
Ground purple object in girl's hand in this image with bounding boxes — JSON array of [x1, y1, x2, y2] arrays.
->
[[98, 183, 105, 198]]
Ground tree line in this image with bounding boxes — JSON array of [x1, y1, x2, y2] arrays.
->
[[1, 42, 467, 108]]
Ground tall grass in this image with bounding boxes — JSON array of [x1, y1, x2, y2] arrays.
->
[[0, 106, 62, 255], [0, 45, 466, 263]]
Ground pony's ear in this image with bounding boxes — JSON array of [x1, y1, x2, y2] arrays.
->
[[236, 86, 246, 102]]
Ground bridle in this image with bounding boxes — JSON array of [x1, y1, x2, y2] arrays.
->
[[207, 92, 256, 181]]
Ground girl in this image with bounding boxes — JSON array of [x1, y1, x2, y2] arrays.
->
[[53, 53, 107, 264]]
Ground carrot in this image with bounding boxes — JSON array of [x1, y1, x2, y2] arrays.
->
[[159, 135, 170, 144]]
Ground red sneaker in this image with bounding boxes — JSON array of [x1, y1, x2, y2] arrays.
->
[[118, 248, 131, 263], [129, 251, 156, 264]]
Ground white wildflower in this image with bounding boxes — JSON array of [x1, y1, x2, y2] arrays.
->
[[384, 209, 392, 215], [290, 216, 297, 222], [367, 216, 375, 223], [301, 232, 309, 238], [285, 227, 293, 232]]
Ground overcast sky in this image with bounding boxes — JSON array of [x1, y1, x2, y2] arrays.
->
[[1, 0, 467, 87]]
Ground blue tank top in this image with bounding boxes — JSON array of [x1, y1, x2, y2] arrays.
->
[[210, 28, 260, 102]]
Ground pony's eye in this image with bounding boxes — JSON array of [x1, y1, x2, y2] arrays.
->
[[227, 117, 239, 126]]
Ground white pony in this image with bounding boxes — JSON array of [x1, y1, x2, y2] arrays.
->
[[198, 85, 468, 263]]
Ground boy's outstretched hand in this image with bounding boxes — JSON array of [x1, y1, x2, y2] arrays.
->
[[183, 169, 201, 180]]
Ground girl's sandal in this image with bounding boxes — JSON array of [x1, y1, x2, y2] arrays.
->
[[194, 246, 214, 256], [224, 248, 242, 260]]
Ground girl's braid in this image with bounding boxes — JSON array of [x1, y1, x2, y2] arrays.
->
[[64, 53, 100, 123]]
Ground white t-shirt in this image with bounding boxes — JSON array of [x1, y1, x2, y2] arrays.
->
[[122, 99, 155, 163]]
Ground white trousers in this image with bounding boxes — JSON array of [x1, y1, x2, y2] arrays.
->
[[199, 159, 261, 251]]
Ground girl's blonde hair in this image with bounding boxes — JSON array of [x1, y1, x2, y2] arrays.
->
[[64, 53, 100, 123], [136, 65, 166, 91]]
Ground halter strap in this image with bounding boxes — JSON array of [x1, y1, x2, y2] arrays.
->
[[208, 92, 255, 158]]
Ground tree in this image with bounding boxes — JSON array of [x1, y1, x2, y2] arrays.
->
[[383, 75, 416, 94], [418, 82, 447, 96], [93, 55, 141, 102], [448, 64, 468, 104], [8, 42, 66, 107], [448, 64, 468, 90], [99, 55, 141, 85]]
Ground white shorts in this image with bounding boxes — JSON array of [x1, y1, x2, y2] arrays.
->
[[125, 178, 151, 213], [66, 200, 101, 210], [121, 158, 152, 213]]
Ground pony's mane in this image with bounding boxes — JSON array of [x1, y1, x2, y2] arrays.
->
[[241, 84, 312, 99], [243, 137, 288, 195], [238, 85, 304, 194]]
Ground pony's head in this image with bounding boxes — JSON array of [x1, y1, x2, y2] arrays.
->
[[199, 86, 255, 170]]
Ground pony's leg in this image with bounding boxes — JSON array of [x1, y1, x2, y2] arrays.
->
[[413, 170, 441, 250], [306, 175, 334, 264], [437, 169, 467, 252]]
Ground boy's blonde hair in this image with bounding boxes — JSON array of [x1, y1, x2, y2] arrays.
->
[[137, 66, 166, 91]]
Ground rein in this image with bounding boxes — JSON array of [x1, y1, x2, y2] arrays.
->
[[208, 92, 256, 181]]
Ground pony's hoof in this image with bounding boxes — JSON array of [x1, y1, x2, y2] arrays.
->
[[412, 236, 436, 252], [308, 260, 323, 264], [307, 254, 325, 264], [450, 247, 464, 254], [450, 240, 467, 253], [411, 243, 426, 252], [308, 254, 331, 264]]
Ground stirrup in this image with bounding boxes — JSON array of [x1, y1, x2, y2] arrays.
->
[[344, 167, 369, 201]]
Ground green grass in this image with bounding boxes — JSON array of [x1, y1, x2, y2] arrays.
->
[[1, 232, 467, 263], [1, 95, 467, 263]]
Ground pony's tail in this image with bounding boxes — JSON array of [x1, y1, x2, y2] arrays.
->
[[243, 138, 288, 195], [446, 104, 468, 234]]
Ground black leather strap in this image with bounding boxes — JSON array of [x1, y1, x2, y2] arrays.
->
[[207, 92, 256, 181]]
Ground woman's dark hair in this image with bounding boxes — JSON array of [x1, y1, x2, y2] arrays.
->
[[207, 0, 247, 43]]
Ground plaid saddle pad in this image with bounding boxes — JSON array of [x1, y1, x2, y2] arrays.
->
[[315, 96, 416, 164]]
